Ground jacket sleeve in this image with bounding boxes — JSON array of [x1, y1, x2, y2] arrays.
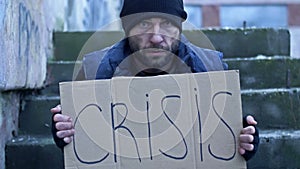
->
[[218, 52, 228, 70]]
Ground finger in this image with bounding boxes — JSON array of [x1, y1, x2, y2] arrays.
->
[[50, 104, 62, 113], [55, 122, 74, 130], [63, 137, 73, 144], [240, 134, 254, 143], [53, 114, 72, 122], [239, 147, 246, 155], [246, 115, 257, 125], [56, 129, 75, 139], [240, 143, 254, 151], [241, 126, 256, 134]]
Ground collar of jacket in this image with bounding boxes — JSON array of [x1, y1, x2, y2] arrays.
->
[[95, 34, 216, 79]]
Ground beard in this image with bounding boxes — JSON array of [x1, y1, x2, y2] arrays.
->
[[128, 34, 180, 70]]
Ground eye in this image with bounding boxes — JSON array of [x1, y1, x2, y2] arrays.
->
[[138, 21, 151, 29], [161, 21, 173, 27]]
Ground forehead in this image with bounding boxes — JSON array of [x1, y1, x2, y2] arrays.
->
[[139, 17, 169, 22]]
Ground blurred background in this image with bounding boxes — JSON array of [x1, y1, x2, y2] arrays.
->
[[52, 0, 300, 58]]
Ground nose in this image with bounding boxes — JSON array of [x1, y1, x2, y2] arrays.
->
[[150, 34, 164, 44], [149, 24, 164, 44]]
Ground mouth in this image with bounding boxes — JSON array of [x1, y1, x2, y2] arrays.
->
[[143, 49, 167, 56]]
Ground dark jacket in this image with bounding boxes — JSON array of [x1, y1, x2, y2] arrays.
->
[[75, 35, 227, 80]]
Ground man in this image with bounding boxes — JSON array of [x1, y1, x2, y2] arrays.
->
[[52, 0, 259, 161]]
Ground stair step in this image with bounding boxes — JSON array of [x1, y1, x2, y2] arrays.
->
[[19, 96, 60, 135], [201, 28, 290, 58], [242, 88, 300, 130], [248, 130, 300, 169], [53, 29, 290, 61], [226, 57, 300, 89], [43, 57, 300, 95], [5, 130, 300, 169], [42, 61, 81, 96], [53, 31, 124, 61], [46, 61, 81, 85], [5, 135, 64, 169], [20, 88, 300, 136]]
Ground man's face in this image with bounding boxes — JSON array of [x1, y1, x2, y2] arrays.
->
[[128, 17, 181, 71]]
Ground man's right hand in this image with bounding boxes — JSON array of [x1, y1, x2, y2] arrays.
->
[[51, 104, 75, 144]]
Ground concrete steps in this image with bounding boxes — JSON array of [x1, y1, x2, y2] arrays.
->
[[5, 136, 64, 169], [248, 130, 300, 169], [226, 56, 300, 89], [42, 61, 81, 96], [15, 88, 300, 133], [18, 96, 60, 135], [53, 29, 290, 61], [43, 56, 300, 91], [242, 88, 300, 130], [5, 28, 300, 169]]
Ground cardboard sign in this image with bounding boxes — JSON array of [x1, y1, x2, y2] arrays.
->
[[60, 70, 246, 169]]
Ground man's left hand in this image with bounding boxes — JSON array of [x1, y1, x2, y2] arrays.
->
[[239, 115, 257, 155]]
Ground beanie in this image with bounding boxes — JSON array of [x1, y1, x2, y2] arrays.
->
[[120, 0, 188, 35]]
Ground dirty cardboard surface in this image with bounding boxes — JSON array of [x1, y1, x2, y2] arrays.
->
[[59, 70, 246, 169]]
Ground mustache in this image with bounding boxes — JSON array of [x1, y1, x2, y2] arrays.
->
[[128, 35, 180, 54], [143, 44, 170, 51]]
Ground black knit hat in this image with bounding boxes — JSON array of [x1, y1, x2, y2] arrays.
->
[[120, 0, 188, 35]]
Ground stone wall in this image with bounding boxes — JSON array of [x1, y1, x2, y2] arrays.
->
[[0, 0, 53, 168], [0, 92, 20, 169], [0, 0, 52, 90]]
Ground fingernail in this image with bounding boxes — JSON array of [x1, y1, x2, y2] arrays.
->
[[64, 137, 70, 143], [56, 132, 62, 138], [239, 148, 245, 155], [250, 135, 254, 142]]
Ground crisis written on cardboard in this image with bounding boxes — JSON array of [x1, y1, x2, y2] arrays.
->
[[59, 70, 246, 169]]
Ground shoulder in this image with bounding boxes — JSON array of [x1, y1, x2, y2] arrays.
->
[[186, 42, 227, 71], [81, 39, 128, 80], [83, 47, 110, 66], [80, 47, 111, 80], [187, 42, 223, 60]]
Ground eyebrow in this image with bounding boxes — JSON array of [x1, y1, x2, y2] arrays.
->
[[142, 18, 168, 22]]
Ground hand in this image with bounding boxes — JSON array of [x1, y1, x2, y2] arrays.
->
[[239, 115, 257, 155], [51, 104, 75, 144]]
